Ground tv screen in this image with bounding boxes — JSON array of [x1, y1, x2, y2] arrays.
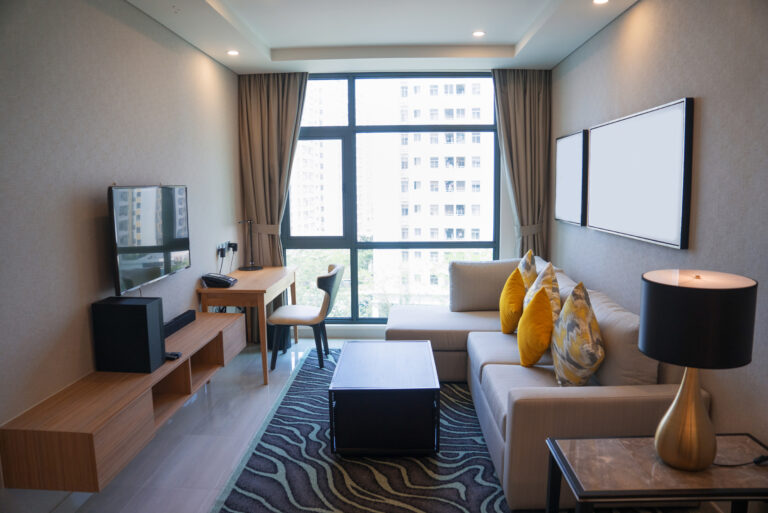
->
[[108, 185, 191, 295]]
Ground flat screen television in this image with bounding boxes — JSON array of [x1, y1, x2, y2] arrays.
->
[[108, 185, 191, 295]]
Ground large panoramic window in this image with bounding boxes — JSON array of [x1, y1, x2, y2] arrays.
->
[[282, 74, 499, 322]]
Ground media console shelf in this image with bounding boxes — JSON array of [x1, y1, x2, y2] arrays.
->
[[0, 312, 245, 492]]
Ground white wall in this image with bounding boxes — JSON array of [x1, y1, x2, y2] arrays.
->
[[0, 0, 241, 427], [550, 0, 768, 440]]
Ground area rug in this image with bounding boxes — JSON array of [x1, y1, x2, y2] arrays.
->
[[212, 348, 510, 513]]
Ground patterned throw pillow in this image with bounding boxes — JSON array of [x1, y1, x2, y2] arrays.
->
[[499, 268, 526, 334], [517, 288, 553, 366], [517, 249, 538, 289], [523, 262, 561, 324], [551, 282, 605, 386]]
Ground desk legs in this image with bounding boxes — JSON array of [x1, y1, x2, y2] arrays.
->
[[256, 295, 268, 385], [290, 282, 298, 345]]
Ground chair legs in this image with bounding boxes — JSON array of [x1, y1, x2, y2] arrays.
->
[[320, 322, 330, 356], [311, 324, 324, 369]]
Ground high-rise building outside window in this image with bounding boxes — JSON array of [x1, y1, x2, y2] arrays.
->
[[284, 74, 498, 321]]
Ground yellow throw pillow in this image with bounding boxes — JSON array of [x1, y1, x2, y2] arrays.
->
[[517, 249, 538, 289], [551, 283, 605, 386], [499, 268, 526, 334], [523, 262, 561, 324], [517, 288, 553, 366]]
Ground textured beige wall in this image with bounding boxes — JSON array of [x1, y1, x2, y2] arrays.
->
[[0, 0, 240, 425], [551, 0, 768, 440]]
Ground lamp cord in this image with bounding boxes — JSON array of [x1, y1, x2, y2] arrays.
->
[[713, 455, 768, 467]]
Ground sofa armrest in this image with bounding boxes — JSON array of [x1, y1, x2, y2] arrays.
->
[[502, 384, 709, 510]]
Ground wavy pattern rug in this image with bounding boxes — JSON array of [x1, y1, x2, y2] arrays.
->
[[213, 349, 510, 513]]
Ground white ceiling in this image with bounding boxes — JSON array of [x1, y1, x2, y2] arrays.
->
[[127, 0, 636, 73]]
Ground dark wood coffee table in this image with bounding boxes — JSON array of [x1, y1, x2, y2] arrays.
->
[[328, 340, 440, 455]]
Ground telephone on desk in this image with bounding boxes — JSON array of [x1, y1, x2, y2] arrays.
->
[[201, 273, 238, 288]]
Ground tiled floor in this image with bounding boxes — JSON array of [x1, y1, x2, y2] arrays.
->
[[0, 338, 343, 513]]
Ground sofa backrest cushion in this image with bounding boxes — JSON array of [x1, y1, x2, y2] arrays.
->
[[588, 290, 659, 386], [450, 259, 520, 311], [449, 256, 553, 312]]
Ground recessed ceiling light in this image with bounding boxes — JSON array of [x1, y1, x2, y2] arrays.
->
[[593, 0, 609, 4], [227, 50, 239, 56], [472, 31, 486, 38]]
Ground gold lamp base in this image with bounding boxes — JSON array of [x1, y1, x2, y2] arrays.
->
[[655, 367, 716, 471]]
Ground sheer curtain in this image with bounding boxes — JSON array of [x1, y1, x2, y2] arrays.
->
[[492, 69, 551, 257]]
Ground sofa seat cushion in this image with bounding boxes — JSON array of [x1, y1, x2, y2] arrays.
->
[[481, 364, 557, 437], [385, 305, 500, 351], [467, 332, 553, 383]]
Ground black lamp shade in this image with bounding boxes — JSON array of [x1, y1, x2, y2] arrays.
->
[[639, 270, 757, 369]]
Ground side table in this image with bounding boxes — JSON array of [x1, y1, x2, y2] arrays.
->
[[546, 434, 768, 513]]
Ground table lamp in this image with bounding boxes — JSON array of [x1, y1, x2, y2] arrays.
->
[[639, 269, 757, 471]]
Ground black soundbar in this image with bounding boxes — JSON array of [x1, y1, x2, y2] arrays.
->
[[164, 309, 196, 338]]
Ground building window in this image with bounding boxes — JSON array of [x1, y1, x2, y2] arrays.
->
[[285, 74, 498, 322], [472, 83, 481, 95], [472, 204, 481, 216], [472, 156, 481, 168], [472, 181, 481, 192]]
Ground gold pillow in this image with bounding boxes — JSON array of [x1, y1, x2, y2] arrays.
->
[[551, 283, 605, 386], [523, 262, 561, 324], [517, 249, 538, 289], [517, 288, 553, 366], [499, 268, 526, 334]]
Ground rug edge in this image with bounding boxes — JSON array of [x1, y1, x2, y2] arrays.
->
[[208, 348, 317, 513]]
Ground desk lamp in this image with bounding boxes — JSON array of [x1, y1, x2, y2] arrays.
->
[[239, 219, 262, 271], [639, 270, 757, 471]]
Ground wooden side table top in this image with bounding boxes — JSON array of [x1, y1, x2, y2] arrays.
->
[[548, 435, 768, 501]]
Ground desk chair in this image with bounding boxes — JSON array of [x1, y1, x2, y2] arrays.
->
[[267, 264, 344, 370]]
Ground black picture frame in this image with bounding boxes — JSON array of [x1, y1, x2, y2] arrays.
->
[[554, 130, 588, 226]]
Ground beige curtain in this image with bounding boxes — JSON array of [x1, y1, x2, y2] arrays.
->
[[238, 72, 308, 267], [492, 69, 551, 257], [238, 73, 307, 344]]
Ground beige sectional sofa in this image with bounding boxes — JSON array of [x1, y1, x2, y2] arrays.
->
[[385, 258, 706, 510]]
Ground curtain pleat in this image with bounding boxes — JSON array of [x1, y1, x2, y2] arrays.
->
[[492, 69, 551, 257], [238, 72, 308, 343]]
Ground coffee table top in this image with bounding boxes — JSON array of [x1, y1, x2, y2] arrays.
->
[[548, 435, 768, 501], [329, 340, 439, 391]]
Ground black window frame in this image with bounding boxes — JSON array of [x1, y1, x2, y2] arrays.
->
[[282, 72, 500, 324]]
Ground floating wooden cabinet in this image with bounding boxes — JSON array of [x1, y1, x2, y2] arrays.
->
[[0, 312, 246, 492]]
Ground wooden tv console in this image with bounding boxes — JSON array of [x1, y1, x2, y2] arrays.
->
[[0, 312, 245, 492]]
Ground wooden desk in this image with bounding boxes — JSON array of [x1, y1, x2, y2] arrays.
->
[[197, 267, 297, 385]]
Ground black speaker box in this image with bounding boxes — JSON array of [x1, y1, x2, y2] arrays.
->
[[92, 296, 166, 373]]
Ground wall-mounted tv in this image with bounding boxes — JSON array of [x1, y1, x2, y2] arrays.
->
[[587, 98, 693, 249], [108, 185, 191, 295]]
